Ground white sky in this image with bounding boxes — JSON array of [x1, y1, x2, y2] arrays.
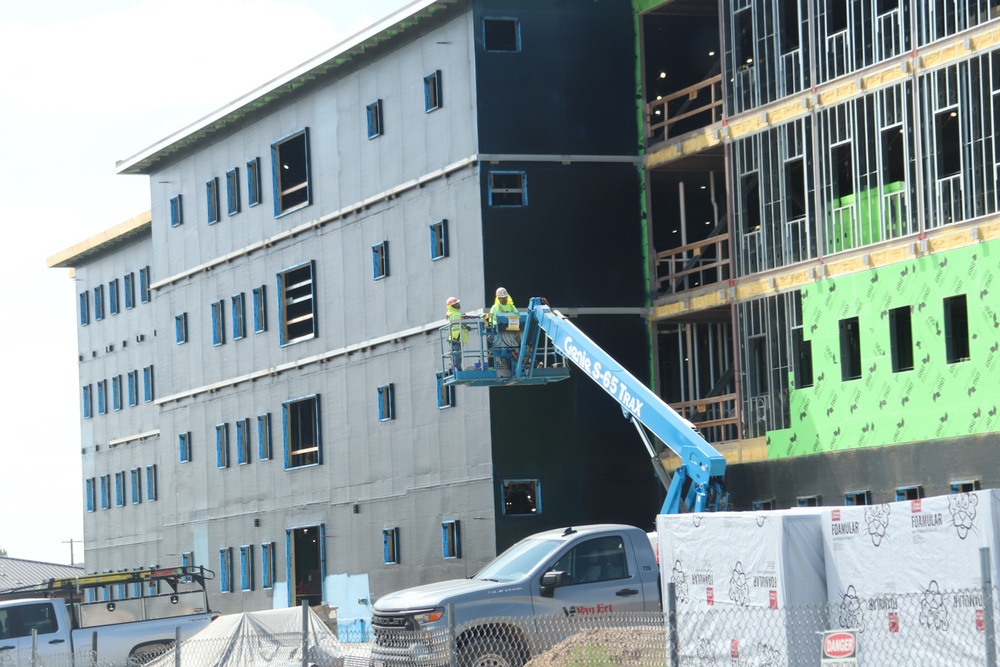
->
[[0, 0, 411, 565]]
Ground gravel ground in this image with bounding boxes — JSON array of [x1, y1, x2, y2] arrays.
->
[[525, 627, 666, 667]]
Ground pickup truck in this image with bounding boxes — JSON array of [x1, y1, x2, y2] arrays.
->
[[370, 524, 660, 667], [0, 567, 217, 665]]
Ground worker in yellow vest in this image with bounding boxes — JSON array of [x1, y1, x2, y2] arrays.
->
[[446, 296, 467, 371], [489, 287, 521, 355]]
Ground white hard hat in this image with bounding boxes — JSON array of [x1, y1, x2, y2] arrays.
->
[[496, 287, 508, 297], [446, 297, 460, 307]]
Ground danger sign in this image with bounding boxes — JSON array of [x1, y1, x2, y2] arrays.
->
[[821, 629, 858, 666]]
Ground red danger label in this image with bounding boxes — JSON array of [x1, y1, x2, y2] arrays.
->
[[706, 587, 715, 606], [730, 639, 739, 658], [769, 590, 778, 609], [823, 632, 856, 658], [912, 499, 922, 513], [832, 509, 841, 521], [889, 611, 899, 633], [977, 609, 986, 632]]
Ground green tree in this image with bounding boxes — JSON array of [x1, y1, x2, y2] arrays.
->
[[0, 547, 7, 557]]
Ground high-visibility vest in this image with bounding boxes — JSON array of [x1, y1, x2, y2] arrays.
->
[[447, 305, 468, 342]]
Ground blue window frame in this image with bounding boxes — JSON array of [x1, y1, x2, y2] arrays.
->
[[261, 542, 275, 589], [896, 485, 923, 501], [366, 99, 383, 138], [844, 490, 871, 506], [271, 128, 311, 217], [951, 480, 981, 493], [97, 380, 107, 415], [441, 520, 461, 559], [212, 300, 226, 346], [424, 70, 442, 112], [219, 547, 233, 593], [127, 370, 139, 407], [372, 241, 389, 280], [143, 365, 154, 402], [85, 478, 96, 513], [130, 468, 142, 505], [240, 545, 254, 591], [232, 293, 246, 340], [796, 494, 821, 507], [146, 466, 159, 501], [252, 286, 267, 333], [175, 313, 188, 344], [139, 266, 151, 303], [258, 413, 272, 460], [206, 177, 221, 224], [124, 272, 135, 310], [282, 395, 321, 469], [488, 171, 528, 207], [435, 371, 454, 409], [226, 168, 241, 216], [377, 384, 395, 421], [236, 418, 251, 465], [170, 195, 183, 227], [112, 375, 122, 411], [277, 261, 316, 346], [82, 384, 93, 419], [115, 471, 125, 507], [383, 527, 400, 565], [108, 279, 119, 315], [79, 291, 90, 326], [100, 475, 110, 510], [430, 219, 448, 260], [182, 551, 193, 569], [483, 17, 521, 52], [752, 499, 774, 511], [94, 285, 105, 320], [247, 157, 262, 207], [179, 432, 192, 463], [216, 423, 230, 469]]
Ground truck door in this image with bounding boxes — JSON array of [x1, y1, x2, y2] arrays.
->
[[1, 602, 67, 663], [533, 534, 647, 620]]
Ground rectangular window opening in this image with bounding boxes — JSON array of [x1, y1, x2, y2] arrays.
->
[[436, 371, 455, 409], [383, 527, 400, 565], [779, 0, 800, 53], [441, 520, 461, 559], [79, 291, 90, 326], [170, 195, 183, 227], [366, 100, 383, 138], [130, 468, 142, 505], [212, 300, 226, 346], [839, 316, 862, 380], [792, 328, 813, 388], [112, 375, 122, 412], [944, 294, 970, 363], [247, 157, 262, 207], [216, 423, 230, 469], [261, 542, 275, 589], [377, 384, 395, 421], [219, 548, 233, 593], [372, 241, 389, 280], [206, 177, 221, 224], [179, 432, 192, 463], [284, 395, 320, 469], [430, 219, 449, 260], [232, 293, 246, 340], [272, 130, 311, 215], [94, 285, 105, 321], [502, 479, 541, 515], [226, 168, 241, 216], [109, 279, 120, 316], [752, 499, 774, 511], [935, 108, 961, 177], [424, 70, 442, 112], [143, 365, 154, 402], [951, 480, 981, 494], [82, 384, 93, 419], [278, 262, 316, 345], [484, 18, 520, 52], [139, 267, 151, 304], [240, 545, 254, 592], [844, 490, 871, 505], [796, 494, 821, 507], [127, 371, 139, 407], [236, 418, 251, 465], [889, 306, 914, 372], [896, 485, 923, 501], [881, 125, 906, 184], [175, 313, 188, 344], [488, 171, 527, 207], [252, 286, 267, 333], [258, 413, 272, 460], [124, 272, 135, 310]]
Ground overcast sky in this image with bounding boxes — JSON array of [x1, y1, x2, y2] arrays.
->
[[0, 0, 412, 565]]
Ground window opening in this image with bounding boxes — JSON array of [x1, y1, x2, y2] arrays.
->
[[82, 384, 93, 419], [284, 395, 320, 468], [935, 108, 961, 177], [752, 499, 774, 511], [115, 471, 125, 507], [170, 195, 183, 227], [258, 413, 272, 460], [143, 365, 154, 402], [289, 525, 324, 607], [889, 306, 914, 371], [175, 313, 188, 344], [951, 480, 981, 493], [97, 380, 107, 415], [124, 273, 135, 310], [441, 520, 461, 559], [430, 220, 449, 260], [236, 418, 251, 465], [896, 485, 923, 501], [792, 328, 813, 388], [944, 294, 970, 362], [226, 168, 241, 216], [278, 262, 316, 345], [212, 300, 226, 346], [261, 542, 275, 589], [247, 157, 262, 207], [139, 267, 151, 303], [85, 478, 96, 512], [272, 129, 311, 215], [779, 0, 800, 53], [488, 171, 527, 207], [748, 335, 768, 395], [94, 285, 105, 321], [206, 177, 220, 224], [179, 432, 192, 463], [240, 545, 254, 591], [131, 468, 142, 505], [219, 547, 233, 593], [436, 371, 454, 409], [109, 279, 120, 315], [502, 479, 541, 515], [383, 528, 400, 565], [484, 18, 520, 52], [424, 70, 442, 112], [372, 242, 389, 280], [216, 423, 230, 469], [112, 375, 122, 411], [79, 291, 90, 326], [844, 490, 871, 505], [366, 100, 383, 139], [839, 317, 862, 380], [232, 293, 246, 340], [127, 371, 138, 406], [377, 384, 395, 421], [100, 475, 110, 509], [785, 158, 806, 220], [252, 286, 267, 333], [797, 494, 820, 507]]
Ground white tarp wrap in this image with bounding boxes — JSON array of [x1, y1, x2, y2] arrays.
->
[[146, 606, 344, 667], [823, 490, 1000, 664], [657, 510, 827, 667]]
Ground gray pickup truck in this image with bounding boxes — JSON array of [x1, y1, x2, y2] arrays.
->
[[370, 524, 660, 667]]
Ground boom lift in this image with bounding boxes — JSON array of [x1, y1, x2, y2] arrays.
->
[[440, 297, 727, 513]]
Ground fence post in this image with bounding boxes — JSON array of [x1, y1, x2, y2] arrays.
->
[[30, 629, 38, 667], [90, 630, 98, 667], [448, 602, 458, 667], [175, 626, 182, 667], [666, 581, 679, 667], [982, 547, 997, 667], [301, 599, 310, 667]]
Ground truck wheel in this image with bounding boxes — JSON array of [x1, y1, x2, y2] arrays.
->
[[459, 637, 525, 667]]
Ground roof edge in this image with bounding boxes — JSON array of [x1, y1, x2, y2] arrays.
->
[[48, 210, 152, 269]]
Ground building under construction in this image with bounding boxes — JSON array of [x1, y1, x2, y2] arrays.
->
[[48, 0, 1000, 623]]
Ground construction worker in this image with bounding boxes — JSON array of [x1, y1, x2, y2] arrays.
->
[[446, 296, 467, 371], [490, 287, 521, 353]]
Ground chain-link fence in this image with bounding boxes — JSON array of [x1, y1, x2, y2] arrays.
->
[[5, 586, 1000, 666]]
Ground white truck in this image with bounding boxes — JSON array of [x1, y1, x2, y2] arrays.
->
[[370, 524, 660, 667], [0, 566, 217, 665]]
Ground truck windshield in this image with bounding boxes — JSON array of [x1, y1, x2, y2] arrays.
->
[[473, 538, 563, 582]]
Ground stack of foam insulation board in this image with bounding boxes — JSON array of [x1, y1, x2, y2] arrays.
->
[[656, 510, 827, 667], [823, 489, 1000, 664]]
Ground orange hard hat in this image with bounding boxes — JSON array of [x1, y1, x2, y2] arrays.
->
[[446, 297, 460, 307]]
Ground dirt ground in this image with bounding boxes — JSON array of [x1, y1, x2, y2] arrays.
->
[[524, 627, 665, 667]]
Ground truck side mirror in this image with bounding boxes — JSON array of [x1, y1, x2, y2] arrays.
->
[[540, 570, 567, 598]]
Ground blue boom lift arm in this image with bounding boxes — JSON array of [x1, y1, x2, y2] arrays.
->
[[442, 297, 727, 513]]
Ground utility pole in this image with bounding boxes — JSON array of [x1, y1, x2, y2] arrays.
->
[[62, 539, 81, 565]]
